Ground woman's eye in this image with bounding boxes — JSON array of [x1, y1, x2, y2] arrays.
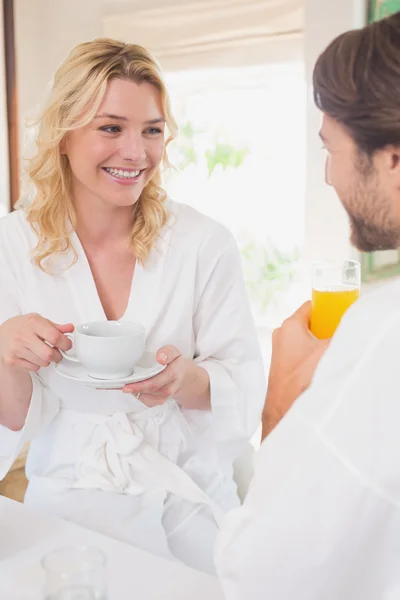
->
[[100, 125, 121, 134], [145, 127, 163, 136]]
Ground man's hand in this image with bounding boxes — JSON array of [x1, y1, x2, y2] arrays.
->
[[262, 302, 330, 440]]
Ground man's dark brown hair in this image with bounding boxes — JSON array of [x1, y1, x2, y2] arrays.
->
[[313, 11, 400, 155]]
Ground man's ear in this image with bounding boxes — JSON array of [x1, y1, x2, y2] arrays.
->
[[378, 145, 400, 176]]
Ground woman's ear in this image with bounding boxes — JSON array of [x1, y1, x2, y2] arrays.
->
[[60, 135, 67, 155]]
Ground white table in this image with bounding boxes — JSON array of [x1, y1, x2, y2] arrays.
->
[[0, 496, 225, 600]]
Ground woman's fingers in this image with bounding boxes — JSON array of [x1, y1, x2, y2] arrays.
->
[[156, 345, 181, 365], [29, 314, 73, 352], [134, 392, 169, 407], [18, 346, 53, 368], [5, 356, 40, 372], [123, 369, 173, 395], [27, 335, 63, 365]]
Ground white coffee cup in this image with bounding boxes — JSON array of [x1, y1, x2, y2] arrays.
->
[[60, 321, 145, 380]]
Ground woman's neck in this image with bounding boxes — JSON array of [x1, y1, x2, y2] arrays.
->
[[73, 197, 135, 248]]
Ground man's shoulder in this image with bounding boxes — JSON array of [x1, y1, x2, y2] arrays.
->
[[332, 278, 400, 350], [352, 278, 400, 324]]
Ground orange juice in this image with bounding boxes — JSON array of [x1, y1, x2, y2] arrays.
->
[[310, 285, 360, 339]]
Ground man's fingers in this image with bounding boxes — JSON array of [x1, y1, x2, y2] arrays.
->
[[290, 301, 312, 324], [319, 338, 331, 353], [298, 344, 330, 391]]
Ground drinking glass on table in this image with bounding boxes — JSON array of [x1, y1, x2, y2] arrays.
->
[[42, 546, 107, 600], [310, 260, 361, 339]]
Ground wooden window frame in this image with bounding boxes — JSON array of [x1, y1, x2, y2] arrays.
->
[[3, 0, 19, 211]]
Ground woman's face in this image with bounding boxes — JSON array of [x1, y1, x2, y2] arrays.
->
[[63, 78, 166, 210]]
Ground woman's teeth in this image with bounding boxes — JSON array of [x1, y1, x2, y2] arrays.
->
[[104, 167, 140, 179]]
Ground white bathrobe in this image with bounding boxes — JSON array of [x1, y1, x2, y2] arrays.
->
[[216, 278, 400, 597], [0, 200, 266, 573]]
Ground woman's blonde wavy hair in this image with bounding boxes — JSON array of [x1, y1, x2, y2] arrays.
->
[[25, 38, 178, 271]]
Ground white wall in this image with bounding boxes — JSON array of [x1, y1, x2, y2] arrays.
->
[[304, 0, 367, 262], [0, 0, 10, 216], [15, 0, 103, 137]]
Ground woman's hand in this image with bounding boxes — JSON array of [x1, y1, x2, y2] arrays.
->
[[122, 345, 211, 409], [0, 313, 74, 372], [262, 302, 330, 440]]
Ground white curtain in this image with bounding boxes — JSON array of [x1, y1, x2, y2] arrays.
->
[[0, 0, 10, 214], [103, 0, 304, 71]]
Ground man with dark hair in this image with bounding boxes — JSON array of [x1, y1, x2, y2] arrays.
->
[[216, 12, 400, 599]]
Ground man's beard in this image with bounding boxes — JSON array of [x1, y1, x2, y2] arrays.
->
[[349, 213, 400, 252], [345, 167, 400, 252]]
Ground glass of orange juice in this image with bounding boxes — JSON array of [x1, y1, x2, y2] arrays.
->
[[310, 260, 360, 339]]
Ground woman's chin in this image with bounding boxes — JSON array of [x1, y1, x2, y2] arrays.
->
[[103, 192, 142, 209]]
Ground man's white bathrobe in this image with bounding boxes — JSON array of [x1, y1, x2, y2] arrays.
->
[[216, 278, 400, 597]]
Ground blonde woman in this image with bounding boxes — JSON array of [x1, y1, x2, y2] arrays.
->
[[0, 39, 265, 573]]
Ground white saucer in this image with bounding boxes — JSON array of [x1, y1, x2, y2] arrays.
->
[[54, 351, 166, 389]]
